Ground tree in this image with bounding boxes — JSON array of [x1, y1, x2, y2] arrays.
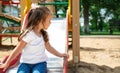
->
[[82, 0, 90, 34]]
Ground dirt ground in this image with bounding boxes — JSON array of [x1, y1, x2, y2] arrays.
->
[[68, 36, 120, 73], [1, 36, 120, 73]]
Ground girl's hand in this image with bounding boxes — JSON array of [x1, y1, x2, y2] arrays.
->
[[0, 63, 9, 71], [61, 53, 69, 58]]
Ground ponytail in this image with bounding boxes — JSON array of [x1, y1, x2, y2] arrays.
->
[[18, 29, 30, 41], [40, 29, 49, 42]]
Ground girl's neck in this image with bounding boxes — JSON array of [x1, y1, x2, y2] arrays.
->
[[33, 27, 42, 37]]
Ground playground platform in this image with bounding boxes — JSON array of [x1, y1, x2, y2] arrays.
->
[[0, 13, 21, 24]]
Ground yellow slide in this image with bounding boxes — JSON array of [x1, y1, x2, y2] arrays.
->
[[23, 0, 32, 17], [20, 0, 32, 31]]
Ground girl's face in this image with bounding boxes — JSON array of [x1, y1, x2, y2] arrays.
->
[[43, 14, 52, 29]]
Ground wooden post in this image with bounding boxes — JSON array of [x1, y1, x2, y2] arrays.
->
[[0, 1, 2, 45], [47, 0, 55, 17], [71, 0, 80, 63]]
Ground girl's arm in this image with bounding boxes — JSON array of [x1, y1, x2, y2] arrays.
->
[[45, 42, 66, 58], [0, 40, 27, 71]]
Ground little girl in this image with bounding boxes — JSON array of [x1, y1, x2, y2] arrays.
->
[[0, 6, 67, 73]]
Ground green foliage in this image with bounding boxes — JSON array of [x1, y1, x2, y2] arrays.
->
[[54, 0, 68, 17], [82, 0, 120, 35]]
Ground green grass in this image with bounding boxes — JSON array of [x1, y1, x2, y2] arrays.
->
[[80, 31, 120, 35]]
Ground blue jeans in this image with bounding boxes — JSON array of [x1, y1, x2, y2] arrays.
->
[[17, 62, 47, 73]]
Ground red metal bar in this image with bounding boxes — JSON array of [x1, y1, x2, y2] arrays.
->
[[0, 34, 19, 37], [0, 0, 20, 5], [63, 16, 69, 73], [63, 57, 68, 73], [1, 1, 11, 5], [11, 1, 20, 4]]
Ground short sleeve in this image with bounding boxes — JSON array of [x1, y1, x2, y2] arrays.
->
[[22, 32, 33, 43]]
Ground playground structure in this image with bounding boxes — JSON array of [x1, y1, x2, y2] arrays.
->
[[0, 0, 80, 73], [0, 0, 20, 5], [0, 13, 20, 44], [0, 0, 21, 44], [0, 13, 20, 31]]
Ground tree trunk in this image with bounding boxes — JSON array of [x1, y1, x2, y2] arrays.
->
[[0, 1, 2, 45], [83, 0, 89, 34]]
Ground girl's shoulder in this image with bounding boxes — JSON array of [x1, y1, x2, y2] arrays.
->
[[23, 30, 35, 39], [25, 30, 33, 37], [22, 30, 36, 43], [26, 30, 42, 39]]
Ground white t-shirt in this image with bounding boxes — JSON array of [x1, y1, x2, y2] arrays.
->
[[20, 30, 48, 64]]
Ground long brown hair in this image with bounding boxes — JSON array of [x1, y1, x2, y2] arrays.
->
[[18, 6, 51, 42]]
